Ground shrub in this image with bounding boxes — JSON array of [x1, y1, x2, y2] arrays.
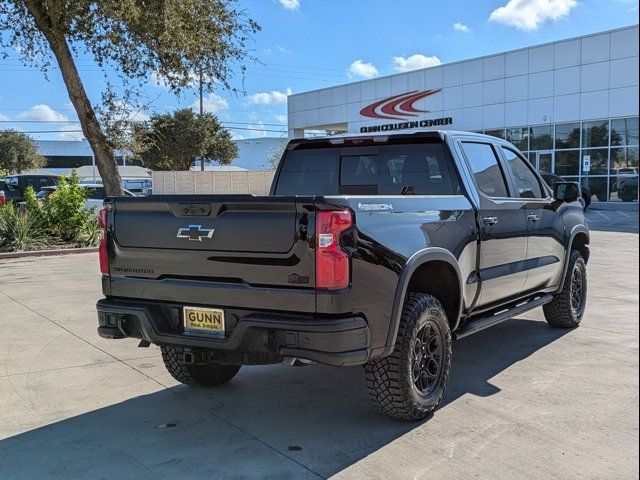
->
[[0, 204, 49, 252], [78, 212, 101, 247], [41, 171, 90, 242], [24, 185, 41, 214]]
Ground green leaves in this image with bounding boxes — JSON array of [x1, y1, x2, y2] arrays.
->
[[0, 205, 49, 252], [0, 171, 100, 251], [41, 171, 91, 242], [0, 130, 45, 175], [134, 108, 238, 170], [1, 0, 258, 196], [0, 0, 259, 95]]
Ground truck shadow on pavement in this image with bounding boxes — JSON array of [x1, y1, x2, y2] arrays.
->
[[0, 318, 570, 480]]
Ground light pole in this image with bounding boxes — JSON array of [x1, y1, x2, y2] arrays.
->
[[199, 68, 205, 171]]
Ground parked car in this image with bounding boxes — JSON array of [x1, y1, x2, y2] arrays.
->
[[96, 131, 589, 421], [616, 167, 639, 184], [617, 175, 638, 202], [0, 178, 6, 206], [2, 173, 59, 202], [80, 177, 151, 196], [540, 172, 591, 210], [36, 184, 136, 209]]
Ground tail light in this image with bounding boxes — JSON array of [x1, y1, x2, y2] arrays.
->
[[99, 209, 109, 275], [316, 210, 352, 290], [0, 191, 6, 206]]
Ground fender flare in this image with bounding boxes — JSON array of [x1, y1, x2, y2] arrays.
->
[[384, 248, 463, 353], [556, 224, 590, 293]]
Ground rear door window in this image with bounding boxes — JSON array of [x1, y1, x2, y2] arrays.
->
[[461, 142, 509, 198], [275, 142, 459, 196]]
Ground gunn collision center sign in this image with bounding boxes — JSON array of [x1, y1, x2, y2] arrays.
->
[[359, 89, 453, 133]]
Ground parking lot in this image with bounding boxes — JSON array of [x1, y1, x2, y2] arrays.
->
[[0, 213, 638, 480]]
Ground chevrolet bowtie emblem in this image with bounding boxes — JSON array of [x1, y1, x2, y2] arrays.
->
[[177, 224, 215, 241]]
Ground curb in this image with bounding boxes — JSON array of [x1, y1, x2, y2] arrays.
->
[[0, 247, 98, 260]]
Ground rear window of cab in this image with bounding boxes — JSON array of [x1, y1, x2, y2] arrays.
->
[[274, 142, 461, 196]]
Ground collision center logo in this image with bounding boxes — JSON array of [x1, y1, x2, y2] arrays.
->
[[360, 89, 442, 120], [358, 89, 452, 134]]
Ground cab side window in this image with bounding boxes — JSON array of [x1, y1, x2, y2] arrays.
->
[[501, 147, 545, 199], [461, 142, 509, 198]]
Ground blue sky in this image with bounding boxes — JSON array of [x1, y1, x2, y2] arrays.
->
[[0, 0, 637, 141]]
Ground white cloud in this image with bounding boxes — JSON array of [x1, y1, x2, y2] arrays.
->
[[347, 60, 379, 79], [392, 54, 441, 72], [247, 88, 292, 105], [58, 124, 85, 141], [18, 104, 68, 122], [191, 93, 229, 114], [0, 113, 10, 121], [489, 0, 577, 31], [231, 132, 245, 141], [454, 22, 471, 32], [272, 113, 288, 123], [278, 0, 300, 10]]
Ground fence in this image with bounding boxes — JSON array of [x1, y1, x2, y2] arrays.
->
[[152, 170, 276, 195]]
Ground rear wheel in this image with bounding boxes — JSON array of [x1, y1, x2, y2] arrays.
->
[[543, 250, 587, 328], [161, 345, 240, 387], [365, 293, 452, 421]]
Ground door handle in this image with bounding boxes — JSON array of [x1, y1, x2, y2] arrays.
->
[[483, 216, 499, 227], [528, 213, 540, 223]]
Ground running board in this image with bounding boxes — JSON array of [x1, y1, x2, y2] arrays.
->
[[454, 294, 554, 340]]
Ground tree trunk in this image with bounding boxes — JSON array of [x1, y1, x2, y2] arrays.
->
[[23, 1, 123, 196]]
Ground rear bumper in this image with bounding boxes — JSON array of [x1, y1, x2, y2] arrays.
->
[[96, 298, 371, 367]]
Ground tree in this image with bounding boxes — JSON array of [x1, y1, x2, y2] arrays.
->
[[134, 109, 238, 171], [0, 1, 259, 195], [261, 139, 288, 170], [0, 130, 45, 175]]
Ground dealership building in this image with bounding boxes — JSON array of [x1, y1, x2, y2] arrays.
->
[[287, 25, 639, 204]]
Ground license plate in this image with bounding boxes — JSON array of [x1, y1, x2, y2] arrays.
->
[[183, 306, 225, 336]]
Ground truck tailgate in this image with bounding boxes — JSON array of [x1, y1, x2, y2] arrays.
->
[[114, 197, 296, 253], [106, 195, 316, 312]]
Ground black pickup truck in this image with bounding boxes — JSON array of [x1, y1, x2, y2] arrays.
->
[[96, 131, 589, 420]]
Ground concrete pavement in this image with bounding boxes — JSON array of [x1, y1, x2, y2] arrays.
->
[[0, 226, 637, 479]]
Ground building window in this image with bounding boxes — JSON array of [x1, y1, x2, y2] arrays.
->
[[555, 150, 580, 176], [582, 120, 609, 148], [484, 129, 505, 139], [530, 125, 553, 151], [582, 148, 609, 175], [610, 147, 639, 174], [44, 156, 93, 168], [611, 117, 639, 147], [501, 117, 639, 203], [506, 127, 529, 151], [555, 122, 580, 150], [585, 177, 610, 203]]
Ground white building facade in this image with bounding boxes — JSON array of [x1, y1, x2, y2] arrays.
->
[[288, 25, 639, 204]]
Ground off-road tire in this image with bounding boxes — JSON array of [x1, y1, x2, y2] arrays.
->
[[543, 250, 587, 328], [365, 293, 452, 421], [161, 345, 240, 387]]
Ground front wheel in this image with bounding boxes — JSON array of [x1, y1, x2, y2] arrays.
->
[[543, 250, 587, 328], [365, 293, 452, 421], [161, 345, 241, 387]]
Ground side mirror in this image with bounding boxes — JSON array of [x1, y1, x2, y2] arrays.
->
[[554, 181, 581, 203]]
